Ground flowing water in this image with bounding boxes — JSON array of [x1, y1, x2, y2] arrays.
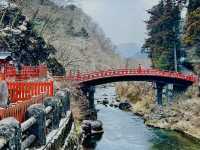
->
[[90, 85, 200, 150]]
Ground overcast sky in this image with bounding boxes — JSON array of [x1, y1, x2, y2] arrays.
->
[[76, 0, 159, 46]]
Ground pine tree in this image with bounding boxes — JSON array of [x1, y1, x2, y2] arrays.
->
[[142, 0, 165, 68], [143, 0, 182, 71], [183, 0, 200, 74], [188, 0, 200, 12], [0, 6, 65, 75]]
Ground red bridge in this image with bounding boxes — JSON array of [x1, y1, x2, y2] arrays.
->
[[67, 68, 198, 86], [67, 68, 198, 106]]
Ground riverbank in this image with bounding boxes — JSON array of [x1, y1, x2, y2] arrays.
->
[[116, 83, 200, 141]]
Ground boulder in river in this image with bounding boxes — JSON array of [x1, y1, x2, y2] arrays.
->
[[103, 93, 108, 96], [109, 103, 114, 107], [113, 102, 120, 108], [81, 120, 92, 147], [102, 99, 109, 105], [97, 100, 102, 104], [81, 120, 104, 146], [116, 99, 120, 102], [91, 120, 104, 135], [119, 102, 132, 110], [104, 97, 108, 100], [81, 120, 92, 135]]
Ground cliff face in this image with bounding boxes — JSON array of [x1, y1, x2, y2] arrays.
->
[[19, 0, 124, 72]]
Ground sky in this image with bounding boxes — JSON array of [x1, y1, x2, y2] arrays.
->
[[76, 0, 159, 46]]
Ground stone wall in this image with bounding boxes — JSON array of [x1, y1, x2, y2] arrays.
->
[[0, 88, 81, 150]]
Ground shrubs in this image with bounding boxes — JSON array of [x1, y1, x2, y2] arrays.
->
[[47, 58, 66, 76]]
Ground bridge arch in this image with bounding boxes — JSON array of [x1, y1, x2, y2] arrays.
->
[[68, 68, 197, 87], [67, 68, 198, 106]]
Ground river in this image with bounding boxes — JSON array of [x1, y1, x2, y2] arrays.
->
[[91, 85, 200, 150]]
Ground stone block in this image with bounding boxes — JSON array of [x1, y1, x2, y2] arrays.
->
[[26, 104, 46, 146]]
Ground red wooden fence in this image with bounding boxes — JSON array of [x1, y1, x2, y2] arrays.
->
[[1, 64, 48, 80], [0, 94, 46, 122], [7, 80, 54, 103]]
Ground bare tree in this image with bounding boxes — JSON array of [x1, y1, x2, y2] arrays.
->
[[56, 44, 84, 69]]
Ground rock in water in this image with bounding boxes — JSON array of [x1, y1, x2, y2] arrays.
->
[[113, 102, 120, 108], [119, 102, 131, 110], [91, 120, 103, 133], [102, 99, 109, 105], [81, 120, 92, 146], [0, 81, 8, 107]]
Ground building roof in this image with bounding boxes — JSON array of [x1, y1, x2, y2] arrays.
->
[[0, 52, 12, 60]]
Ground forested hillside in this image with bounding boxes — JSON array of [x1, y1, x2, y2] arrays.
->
[[17, 0, 124, 72], [183, 0, 200, 75], [143, 0, 183, 71], [143, 0, 200, 75]]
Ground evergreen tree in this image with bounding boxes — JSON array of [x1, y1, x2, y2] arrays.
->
[[188, 0, 200, 12], [0, 7, 56, 65], [0, 6, 65, 75], [143, 0, 182, 71], [183, 0, 200, 74]]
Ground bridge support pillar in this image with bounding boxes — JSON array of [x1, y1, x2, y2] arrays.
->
[[81, 86, 95, 109], [88, 86, 95, 109], [56, 90, 70, 116], [172, 85, 188, 99], [166, 84, 174, 103], [156, 82, 165, 105], [173, 85, 188, 93]]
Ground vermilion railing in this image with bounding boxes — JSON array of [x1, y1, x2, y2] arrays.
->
[[0, 94, 46, 122], [7, 81, 54, 103], [66, 68, 199, 83], [1, 64, 48, 80]]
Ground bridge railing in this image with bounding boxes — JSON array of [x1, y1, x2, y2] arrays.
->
[[8, 80, 54, 103], [67, 68, 199, 83]]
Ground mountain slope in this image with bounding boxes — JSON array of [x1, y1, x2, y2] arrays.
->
[[18, 0, 125, 72]]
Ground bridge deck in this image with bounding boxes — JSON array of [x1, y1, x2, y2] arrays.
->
[[67, 68, 198, 86]]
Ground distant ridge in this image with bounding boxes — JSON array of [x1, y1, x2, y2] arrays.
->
[[116, 43, 147, 59]]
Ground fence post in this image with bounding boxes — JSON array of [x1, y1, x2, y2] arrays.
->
[[0, 81, 9, 107], [49, 80, 54, 96], [55, 90, 70, 115], [26, 104, 46, 146], [44, 97, 61, 129], [21, 82, 24, 101], [0, 117, 22, 150]]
